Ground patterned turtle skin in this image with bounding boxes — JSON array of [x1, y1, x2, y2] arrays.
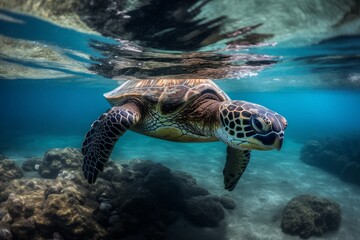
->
[[82, 79, 287, 191]]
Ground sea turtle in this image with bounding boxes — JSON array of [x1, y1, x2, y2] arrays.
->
[[82, 79, 287, 191]]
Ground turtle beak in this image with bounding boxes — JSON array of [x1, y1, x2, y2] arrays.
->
[[274, 133, 284, 151]]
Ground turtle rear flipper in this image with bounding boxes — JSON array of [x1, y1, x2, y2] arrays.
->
[[223, 146, 251, 191], [82, 104, 140, 184]]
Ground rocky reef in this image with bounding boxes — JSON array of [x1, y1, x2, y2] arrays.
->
[[0, 148, 235, 239], [0, 158, 23, 187], [38, 147, 82, 178], [0, 176, 107, 240], [281, 194, 341, 239], [300, 136, 360, 185], [21, 157, 41, 172], [90, 160, 232, 238]]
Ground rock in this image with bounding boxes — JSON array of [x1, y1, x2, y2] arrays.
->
[[0, 178, 107, 239], [0, 221, 12, 240], [0, 157, 230, 239], [39, 148, 82, 179], [52, 232, 63, 240], [21, 157, 42, 172], [143, 164, 184, 208], [57, 170, 76, 180], [140, 162, 210, 208], [25, 180, 37, 190], [0, 153, 5, 161], [8, 197, 31, 219], [131, 160, 164, 177], [281, 194, 341, 238], [121, 197, 160, 229], [219, 195, 236, 210], [11, 218, 35, 239], [323, 137, 344, 155], [184, 196, 225, 227], [300, 136, 360, 186], [108, 214, 120, 226], [1, 213, 12, 223], [93, 159, 229, 238], [44, 183, 63, 199], [301, 143, 343, 174], [98, 161, 122, 182], [99, 202, 112, 212], [173, 171, 210, 198], [0, 160, 23, 183], [320, 150, 349, 175], [340, 161, 360, 185]]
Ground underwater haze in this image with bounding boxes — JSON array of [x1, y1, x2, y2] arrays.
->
[[1, 0, 360, 239]]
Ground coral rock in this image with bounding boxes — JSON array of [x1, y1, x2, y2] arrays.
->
[[300, 135, 360, 185], [21, 157, 42, 172], [281, 194, 341, 238], [300, 136, 360, 185], [340, 161, 360, 185], [11, 218, 35, 239], [0, 221, 12, 240], [184, 196, 225, 227], [0, 178, 107, 240], [92, 160, 229, 238], [0, 160, 23, 183], [173, 171, 210, 198], [219, 195, 236, 210], [0, 157, 231, 239], [39, 148, 82, 179]]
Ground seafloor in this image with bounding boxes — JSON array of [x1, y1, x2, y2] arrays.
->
[[2, 133, 360, 239]]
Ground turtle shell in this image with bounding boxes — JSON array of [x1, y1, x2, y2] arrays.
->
[[104, 79, 229, 115]]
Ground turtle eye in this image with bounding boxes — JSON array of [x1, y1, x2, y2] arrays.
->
[[251, 116, 269, 133]]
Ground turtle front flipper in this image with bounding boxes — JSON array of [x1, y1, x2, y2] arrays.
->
[[82, 104, 140, 184], [223, 146, 251, 191]]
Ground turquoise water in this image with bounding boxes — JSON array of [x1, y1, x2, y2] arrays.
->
[[1, 2, 360, 240]]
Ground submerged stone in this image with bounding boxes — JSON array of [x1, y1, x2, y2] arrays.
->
[[184, 196, 225, 227], [340, 161, 360, 185], [219, 195, 236, 210], [21, 157, 42, 172], [52, 232, 63, 240], [0, 221, 12, 240], [11, 218, 35, 239], [0, 153, 232, 239], [0, 178, 107, 239], [99, 202, 112, 212], [300, 136, 360, 186], [0, 160, 23, 184], [281, 194, 341, 239], [39, 148, 82, 179]]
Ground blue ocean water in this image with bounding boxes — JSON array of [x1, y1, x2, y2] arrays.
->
[[1, 3, 360, 240]]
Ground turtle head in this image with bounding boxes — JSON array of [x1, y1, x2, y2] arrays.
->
[[216, 100, 287, 151]]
